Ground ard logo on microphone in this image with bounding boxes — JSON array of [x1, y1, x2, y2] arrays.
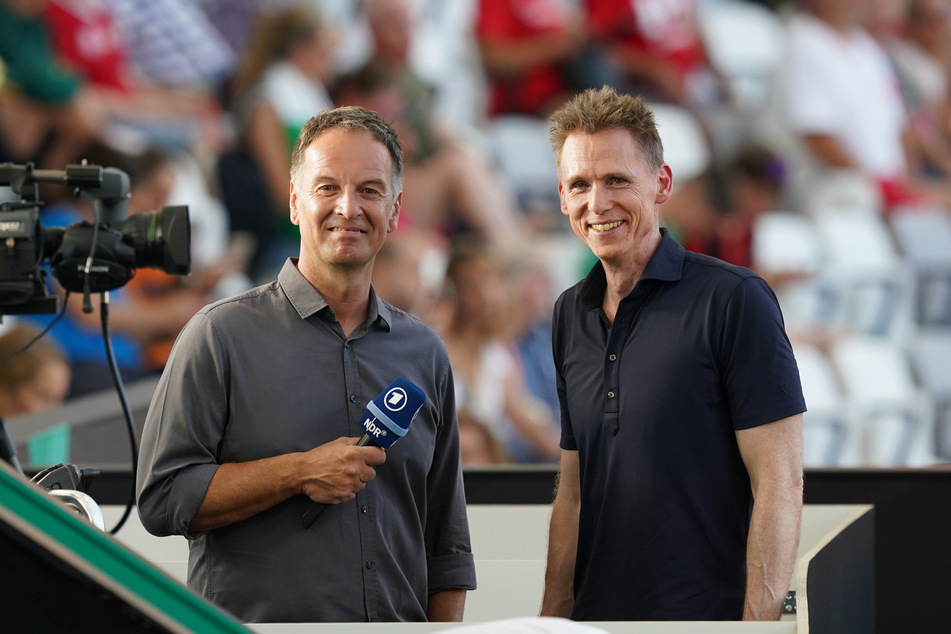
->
[[384, 387, 408, 412]]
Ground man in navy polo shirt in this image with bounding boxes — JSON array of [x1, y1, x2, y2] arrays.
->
[[539, 86, 805, 621]]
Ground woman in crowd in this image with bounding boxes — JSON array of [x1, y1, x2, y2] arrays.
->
[[438, 239, 560, 463]]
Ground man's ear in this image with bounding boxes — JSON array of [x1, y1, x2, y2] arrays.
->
[[289, 179, 300, 226], [387, 192, 402, 233], [558, 181, 569, 216], [655, 164, 673, 204]]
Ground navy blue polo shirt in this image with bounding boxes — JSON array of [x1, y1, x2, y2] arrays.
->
[[552, 229, 805, 621]]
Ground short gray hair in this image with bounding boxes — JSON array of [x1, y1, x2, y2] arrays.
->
[[290, 106, 404, 199]]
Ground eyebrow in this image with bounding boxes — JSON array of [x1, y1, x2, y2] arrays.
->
[[359, 177, 389, 192], [565, 170, 631, 183], [310, 174, 390, 192]]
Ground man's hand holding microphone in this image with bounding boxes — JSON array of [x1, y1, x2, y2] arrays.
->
[[302, 377, 426, 527], [298, 437, 386, 505]]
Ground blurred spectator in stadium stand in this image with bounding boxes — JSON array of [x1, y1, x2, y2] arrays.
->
[[0, 0, 97, 168], [582, 0, 727, 112], [439, 238, 560, 463], [870, 0, 951, 182], [474, 0, 615, 119], [334, 0, 528, 243], [458, 412, 511, 465], [42, 0, 229, 157], [333, 72, 526, 243], [371, 227, 446, 324], [218, 5, 337, 283], [21, 142, 235, 396], [0, 325, 70, 418], [507, 252, 561, 423], [197, 0, 268, 64], [683, 141, 788, 270], [650, 105, 720, 254], [772, 0, 951, 212], [100, 0, 234, 92], [656, 168, 720, 255], [199, 1, 344, 68], [675, 139, 838, 349]]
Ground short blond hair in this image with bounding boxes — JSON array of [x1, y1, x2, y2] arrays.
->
[[549, 86, 664, 173]]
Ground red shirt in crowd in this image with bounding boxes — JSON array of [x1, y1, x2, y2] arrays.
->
[[585, 0, 705, 83], [44, 0, 131, 92], [475, 0, 573, 116]]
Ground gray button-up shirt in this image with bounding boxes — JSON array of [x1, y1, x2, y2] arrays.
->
[[136, 259, 476, 623]]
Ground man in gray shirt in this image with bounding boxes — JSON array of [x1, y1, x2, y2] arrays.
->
[[136, 106, 476, 623]]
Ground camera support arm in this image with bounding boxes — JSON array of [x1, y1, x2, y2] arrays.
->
[[0, 162, 130, 223]]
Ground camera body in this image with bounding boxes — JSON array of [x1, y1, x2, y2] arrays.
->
[[0, 162, 190, 315]]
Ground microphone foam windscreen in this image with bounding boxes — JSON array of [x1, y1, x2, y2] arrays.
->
[[361, 377, 426, 449]]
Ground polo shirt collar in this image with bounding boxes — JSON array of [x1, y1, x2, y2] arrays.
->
[[578, 228, 685, 310], [278, 258, 392, 331]]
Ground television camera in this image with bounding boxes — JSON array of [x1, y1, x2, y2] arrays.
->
[[0, 160, 191, 532], [0, 160, 190, 315]]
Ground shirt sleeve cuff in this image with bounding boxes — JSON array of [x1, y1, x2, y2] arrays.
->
[[428, 552, 477, 593], [167, 463, 219, 538]]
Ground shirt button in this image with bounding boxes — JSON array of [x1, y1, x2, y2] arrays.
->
[[345, 341, 352, 349], [350, 394, 357, 403], [607, 391, 615, 399], [361, 505, 368, 514], [366, 560, 375, 569], [609, 354, 617, 362]]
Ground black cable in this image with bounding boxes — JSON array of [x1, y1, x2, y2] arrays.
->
[[81, 200, 103, 314], [99, 291, 138, 534]]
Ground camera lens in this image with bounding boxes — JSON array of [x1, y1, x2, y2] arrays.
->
[[119, 205, 190, 275]]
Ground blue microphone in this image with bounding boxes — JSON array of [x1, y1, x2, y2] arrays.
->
[[302, 378, 426, 528]]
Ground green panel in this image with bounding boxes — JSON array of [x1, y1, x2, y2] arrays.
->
[[27, 422, 71, 465], [0, 463, 249, 633]]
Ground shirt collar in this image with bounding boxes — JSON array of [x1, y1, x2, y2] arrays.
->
[[578, 228, 685, 310], [369, 285, 393, 332], [278, 258, 392, 331]]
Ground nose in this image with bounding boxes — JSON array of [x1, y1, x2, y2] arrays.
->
[[588, 183, 612, 215], [335, 187, 362, 218]]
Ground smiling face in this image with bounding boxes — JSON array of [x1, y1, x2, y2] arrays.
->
[[290, 127, 401, 282], [558, 128, 672, 273]]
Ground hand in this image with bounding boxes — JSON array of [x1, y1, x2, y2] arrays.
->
[[299, 437, 386, 504]]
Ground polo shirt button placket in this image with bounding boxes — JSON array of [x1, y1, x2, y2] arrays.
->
[[604, 349, 621, 434], [605, 385, 620, 435]]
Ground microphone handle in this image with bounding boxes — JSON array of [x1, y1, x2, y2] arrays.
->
[[301, 434, 376, 529], [301, 501, 327, 529]]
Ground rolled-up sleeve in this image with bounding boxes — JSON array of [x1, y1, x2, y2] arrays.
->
[[424, 359, 477, 593], [136, 311, 228, 538]]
